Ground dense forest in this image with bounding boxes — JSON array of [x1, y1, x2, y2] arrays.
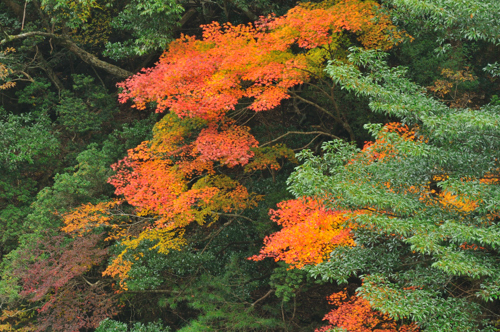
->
[[0, 0, 499, 331]]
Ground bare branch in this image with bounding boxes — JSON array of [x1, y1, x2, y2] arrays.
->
[[293, 134, 322, 152], [215, 212, 256, 223], [249, 289, 274, 308], [261, 131, 340, 148], [290, 91, 338, 120], [1, 31, 133, 78]]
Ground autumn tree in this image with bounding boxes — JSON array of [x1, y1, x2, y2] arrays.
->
[[281, 47, 500, 330], [60, 0, 405, 292], [119, 0, 406, 140], [4, 233, 116, 332]]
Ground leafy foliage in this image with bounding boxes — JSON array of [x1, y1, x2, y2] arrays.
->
[[250, 198, 354, 268], [119, 0, 404, 120], [10, 233, 116, 332], [2, 0, 499, 330], [285, 49, 500, 330], [317, 290, 419, 332]]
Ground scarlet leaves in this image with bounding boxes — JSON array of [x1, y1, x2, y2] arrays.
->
[[61, 0, 407, 300], [195, 123, 258, 167], [107, 114, 261, 230], [63, 114, 263, 288]]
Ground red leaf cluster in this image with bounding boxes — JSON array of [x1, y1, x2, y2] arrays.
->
[[12, 233, 116, 332]]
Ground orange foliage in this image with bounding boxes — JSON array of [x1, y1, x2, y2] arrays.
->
[[265, 0, 406, 50], [118, 0, 405, 120], [316, 290, 419, 332], [0, 48, 16, 90], [107, 115, 262, 230], [63, 2, 407, 289], [194, 122, 259, 167], [427, 67, 479, 108], [361, 123, 417, 162], [61, 199, 122, 236], [250, 198, 354, 269]]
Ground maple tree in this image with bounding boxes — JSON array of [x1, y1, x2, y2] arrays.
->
[[9, 233, 116, 332], [118, 0, 406, 139], [59, 0, 408, 292], [62, 113, 264, 289]]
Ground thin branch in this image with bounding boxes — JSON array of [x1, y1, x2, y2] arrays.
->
[[249, 289, 274, 308], [21, 0, 27, 30], [91, 65, 106, 89], [81, 275, 100, 287], [289, 91, 338, 120], [215, 212, 256, 223], [1, 31, 56, 44], [292, 134, 322, 152], [200, 218, 236, 253], [302, 80, 336, 104], [261, 131, 340, 148]]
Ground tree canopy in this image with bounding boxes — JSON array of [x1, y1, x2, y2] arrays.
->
[[0, 0, 499, 331]]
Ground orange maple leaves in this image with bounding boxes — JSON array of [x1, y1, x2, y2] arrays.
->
[[118, 0, 405, 120], [60, 0, 409, 291], [108, 115, 261, 230], [317, 290, 419, 332], [250, 198, 355, 269], [265, 0, 405, 50], [195, 123, 259, 167]]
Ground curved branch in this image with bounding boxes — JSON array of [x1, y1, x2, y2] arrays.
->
[[249, 289, 274, 308], [215, 212, 256, 223], [228, 0, 257, 21], [1, 31, 133, 78], [260, 131, 340, 148], [293, 134, 322, 152]]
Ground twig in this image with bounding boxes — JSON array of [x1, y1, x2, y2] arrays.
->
[[81, 275, 100, 287], [215, 212, 256, 223], [91, 65, 106, 89]]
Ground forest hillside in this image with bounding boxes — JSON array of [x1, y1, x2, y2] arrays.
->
[[0, 0, 499, 331]]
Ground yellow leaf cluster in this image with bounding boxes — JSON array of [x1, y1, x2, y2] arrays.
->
[[0, 48, 16, 90]]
